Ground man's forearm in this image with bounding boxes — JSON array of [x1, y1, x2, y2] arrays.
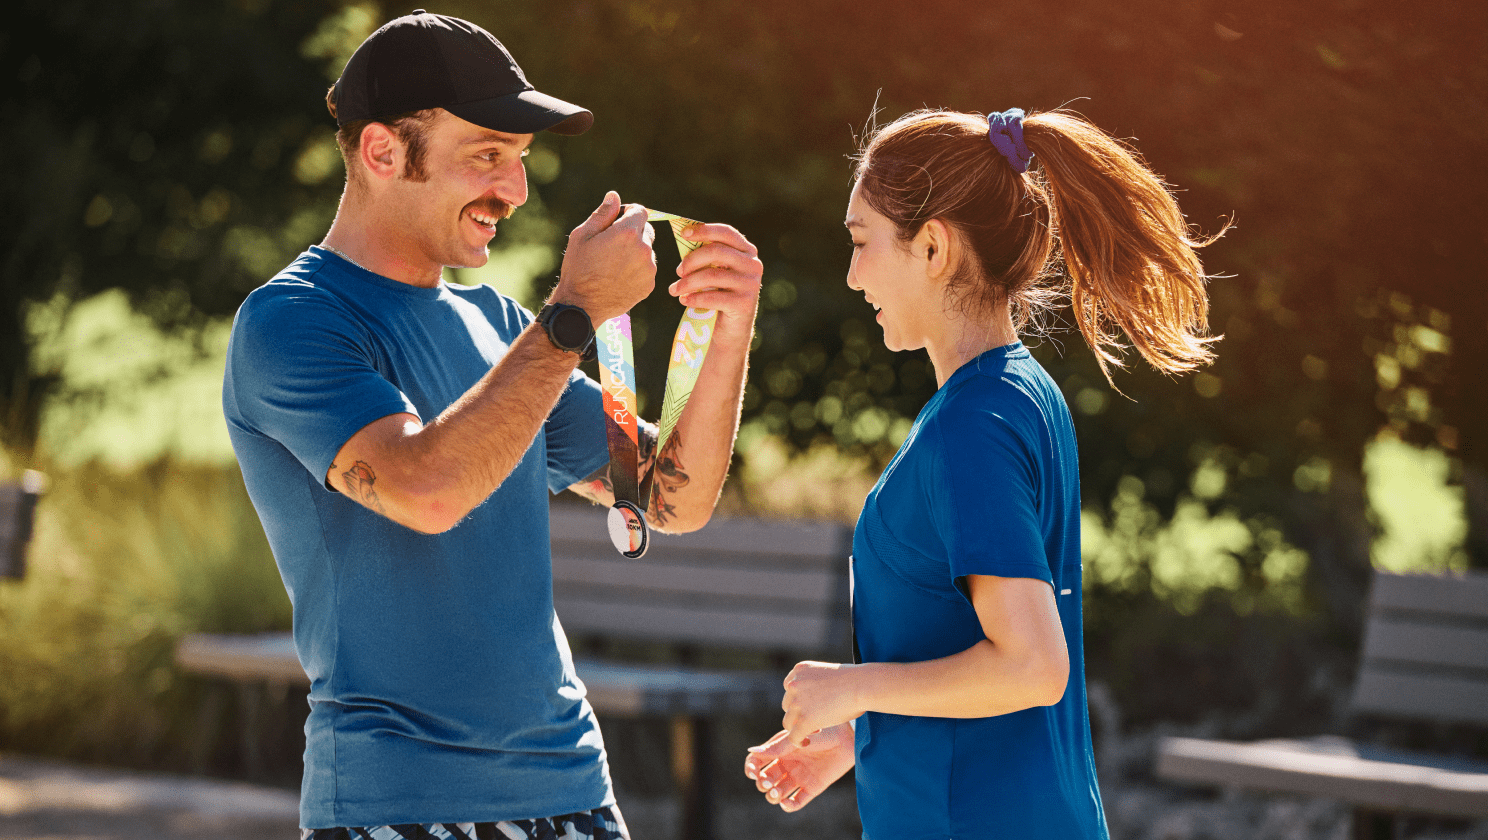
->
[[369, 325, 584, 533], [646, 320, 752, 532]]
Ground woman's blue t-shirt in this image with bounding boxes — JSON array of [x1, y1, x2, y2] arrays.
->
[[851, 343, 1108, 840]]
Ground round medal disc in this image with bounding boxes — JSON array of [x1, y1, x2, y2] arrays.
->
[[607, 500, 649, 558]]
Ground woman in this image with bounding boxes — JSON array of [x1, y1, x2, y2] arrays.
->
[[743, 108, 1221, 839]]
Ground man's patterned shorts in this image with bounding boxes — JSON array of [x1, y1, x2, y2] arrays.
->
[[300, 805, 630, 840]]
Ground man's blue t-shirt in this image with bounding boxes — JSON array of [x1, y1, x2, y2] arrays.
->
[[222, 248, 612, 828], [851, 343, 1108, 840]]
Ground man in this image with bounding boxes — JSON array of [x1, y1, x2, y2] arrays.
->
[[222, 10, 762, 837]]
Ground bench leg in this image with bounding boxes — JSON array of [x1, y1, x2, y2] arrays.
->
[[189, 681, 229, 775], [669, 714, 716, 840], [238, 681, 264, 780], [1351, 808, 1397, 840]]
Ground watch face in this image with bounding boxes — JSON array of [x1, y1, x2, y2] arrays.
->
[[552, 307, 592, 349]]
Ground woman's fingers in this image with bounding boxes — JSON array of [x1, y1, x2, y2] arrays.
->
[[781, 784, 810, 812], [750, 757, 779, 792]]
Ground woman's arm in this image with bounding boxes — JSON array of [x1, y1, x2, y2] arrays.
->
[[780, 574, 1069, 745]]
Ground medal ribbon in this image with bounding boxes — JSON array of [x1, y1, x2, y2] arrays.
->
[[593, 209, 717, 557]]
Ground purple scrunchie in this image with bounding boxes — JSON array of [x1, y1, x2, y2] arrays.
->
[[987, 108, 1032, 174]]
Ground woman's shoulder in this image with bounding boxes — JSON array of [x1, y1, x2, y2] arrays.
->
[[926, 360, 1071, 466], [938, 366, 1043, 425]]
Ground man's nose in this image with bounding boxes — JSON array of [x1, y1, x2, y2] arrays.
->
[[493, 160, 529, 207]]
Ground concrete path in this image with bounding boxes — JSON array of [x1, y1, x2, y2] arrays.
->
[[0, 754, 300, 840]]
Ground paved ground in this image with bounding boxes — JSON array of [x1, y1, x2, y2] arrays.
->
[[4, 745, 1487, 840], [0, 755, 300, 840]]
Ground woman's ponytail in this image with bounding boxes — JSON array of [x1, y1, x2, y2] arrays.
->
[[1022, 112, 1222, 380], [855, 108, 1222, 382]]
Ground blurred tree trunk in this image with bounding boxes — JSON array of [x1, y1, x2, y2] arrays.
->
[[1283, 465, 1375, 636]]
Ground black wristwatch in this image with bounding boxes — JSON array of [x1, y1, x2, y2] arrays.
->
[[537, 302, 596, 361]]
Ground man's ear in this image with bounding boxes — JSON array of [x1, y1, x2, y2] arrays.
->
[[358, 123, 401, 182], [918, 218, 954, 283]]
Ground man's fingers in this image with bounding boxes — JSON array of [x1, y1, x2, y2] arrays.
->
[[573, 191, 622, 237], [676, 240, 762, 278], [680, 222, 757, 257], [613, 202, 652, 232]]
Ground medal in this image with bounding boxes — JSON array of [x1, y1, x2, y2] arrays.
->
[[592, 209, 715, 557]]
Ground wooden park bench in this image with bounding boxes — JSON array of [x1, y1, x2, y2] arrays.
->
[[176, 503, 851, 840], [1155, 569, 1488, 839], [0, 471, 46, 580]]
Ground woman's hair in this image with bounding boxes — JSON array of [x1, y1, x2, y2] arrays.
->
[[852, 108, 1223, 380]]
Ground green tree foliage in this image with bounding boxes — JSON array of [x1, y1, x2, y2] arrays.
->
[[1, 0, 357, 448], [439, 0, 1488, 626], [6, 0, 1486, 626]]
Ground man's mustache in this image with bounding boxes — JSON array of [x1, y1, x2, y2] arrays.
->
[[466, 196, 514, 221]]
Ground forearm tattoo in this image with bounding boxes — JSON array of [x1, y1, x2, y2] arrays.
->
[[577, 463, 614, 503], [572, 422, 669, 512], [637, 422, 658, 483], [335, 460, 387, 515], [648, 432, 690, 528]]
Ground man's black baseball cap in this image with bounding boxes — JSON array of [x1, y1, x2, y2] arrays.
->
[[330, 10, 593, 135]]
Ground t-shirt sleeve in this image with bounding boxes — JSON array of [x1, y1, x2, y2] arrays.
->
[[225, 289, 418, 486], [930, 396, 1054, 596], [543, 369, 608, 494]]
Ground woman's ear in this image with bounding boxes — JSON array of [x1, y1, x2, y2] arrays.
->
[[918, 218, 953, 282]]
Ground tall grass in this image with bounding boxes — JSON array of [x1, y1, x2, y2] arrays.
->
[[0, 460, 288, 768]]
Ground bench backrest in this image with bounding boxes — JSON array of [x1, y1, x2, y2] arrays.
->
[[0, 472, 44, 580], [549, 504, 852, 660], [1350, 569, 1488, 726]]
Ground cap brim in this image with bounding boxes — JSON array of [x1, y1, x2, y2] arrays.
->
[[447, 89, 593, 136]]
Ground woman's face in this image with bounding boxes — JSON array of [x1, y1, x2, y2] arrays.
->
[[845, 182, 940, 352]]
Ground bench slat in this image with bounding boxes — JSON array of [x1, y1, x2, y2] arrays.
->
[[173, 633, 787, 717], [552, 553, 835, 604], [176, 633, 308, 685], [556, 596, 834, 652], [571, 659, 783, 716], [1351, 668, 1488, 726], [550, 506, 847, 565], [1360, 617, 1488, 673], [1156, 736, 1488, 818], [1371, 572, 1488, 621]]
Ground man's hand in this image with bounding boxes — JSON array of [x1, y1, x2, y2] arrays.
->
[[744, 724, 855, 813], [552, 192, 657, 325], [667, 222, 762, 337], [782, 660, 866, 747]]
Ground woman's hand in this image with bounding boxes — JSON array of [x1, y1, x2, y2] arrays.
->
[[744, 724, 855, 812], [781, 660, 867, 747]]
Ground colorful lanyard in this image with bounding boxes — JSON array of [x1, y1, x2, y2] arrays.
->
[[593, 210, 718, 557]]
